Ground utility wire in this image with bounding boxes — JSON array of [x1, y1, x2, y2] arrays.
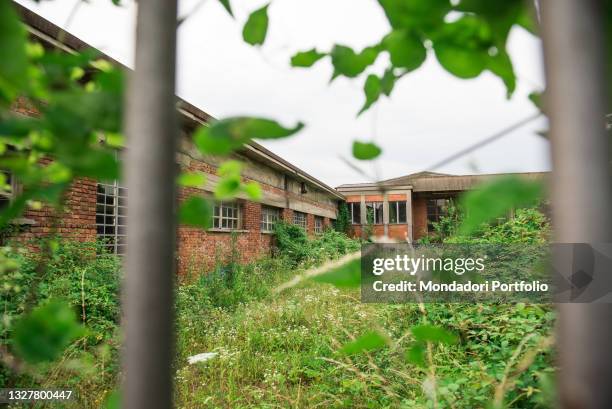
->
[[426, 111, 543, 172]]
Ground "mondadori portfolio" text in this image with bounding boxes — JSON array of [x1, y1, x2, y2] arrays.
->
[[372, 280, 549, 292]]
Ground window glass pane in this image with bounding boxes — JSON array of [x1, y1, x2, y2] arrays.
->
[[389, 202, 398, 224], [375, 202, 383, 224], [398, 202, 407, 223]]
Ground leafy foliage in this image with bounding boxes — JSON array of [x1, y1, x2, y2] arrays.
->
[[339, 331, 387, 355], [459, 176, 544, 235], [333, 202, 351, 235], [11, 301, 84, 363]]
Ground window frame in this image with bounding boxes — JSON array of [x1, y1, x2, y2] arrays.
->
[[260, 205, 280, 233], [426, 197, 452, 232], [96, 181, 127, 255], [213, 201, 242, 230], [349, 202, 361, 225], [314, 215, 324, 234], [365, 201, 384, 225], [292, 211, 307, 230], [388, 201, 407, 224]]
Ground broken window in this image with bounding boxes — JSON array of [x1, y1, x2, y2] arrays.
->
[[292, 211, 307, 230], [366, 202, 383, 224], [314, 216, 324, 233], [261, 206, 280, 233]]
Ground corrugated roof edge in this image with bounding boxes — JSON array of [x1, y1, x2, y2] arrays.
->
[[15, 2, 344, 201]]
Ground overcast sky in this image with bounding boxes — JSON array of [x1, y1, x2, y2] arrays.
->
[[17, 0, 551, 187]]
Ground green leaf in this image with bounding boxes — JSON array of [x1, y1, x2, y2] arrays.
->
[[405, 343, 426, 366], [215, 177, 241, 199], [352, 140, 382, 160], [434, 43, 487, 79], [218, 0, 233, 17], [330, 45, 380, 79], [359, 75, 382, 116], [432, 16, 492, 79], [178, 172, 207, 188], [291, 48, 326, 67], [383, 30, 426, 72], [488, 50, 516, 98], [313, 258, 361, 288], [11, 301, 85, 363], [380, 68, 396, 96], [528, 91, 543, 111], [412, 325, 458, 344], [179, 196, 212, 229], [194, 117, 304, 155], [339, 331, 387, 355], [459, 175, 543, 235], [243, 4, 270, 46], [378, 0, 451, 30], [0, 0, 28, 103], [243, 181, 262, 200]]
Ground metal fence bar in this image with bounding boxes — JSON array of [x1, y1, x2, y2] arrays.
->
[[122, 0, 179, 408], [540, 1, 612, 408]]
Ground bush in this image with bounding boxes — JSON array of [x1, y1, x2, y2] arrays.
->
[[2, 239, 122, 344]]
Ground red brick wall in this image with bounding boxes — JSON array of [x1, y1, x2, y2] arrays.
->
[[18, 177, 97, 243], [388, 224, 408, 241], [413, 197, 428, 240], [176, 210, 274, 276]]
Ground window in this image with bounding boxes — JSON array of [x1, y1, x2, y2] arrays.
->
[[426, 198, 451, 232], [314, 216, 324, 233], [213, 201, 241, 230], [348, 202, 361, 224], [0, 171, 15, 210], [389, 201, 407, 224], [365, 202, 383, 224], [261, 206, 280, 232], [293, 211, 307, 230], [96, 182, 127, 255]]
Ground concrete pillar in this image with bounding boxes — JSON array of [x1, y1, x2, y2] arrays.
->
[[383, 192, 389, 236], [360, 194, 366, 239], [406, 190, 413, 243]]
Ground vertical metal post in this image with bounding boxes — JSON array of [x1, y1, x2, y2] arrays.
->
[[541, 1, 612, 408], [123, 0, 178, 408]]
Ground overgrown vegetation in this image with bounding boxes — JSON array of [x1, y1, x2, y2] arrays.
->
[[174, 209, 555, 408]]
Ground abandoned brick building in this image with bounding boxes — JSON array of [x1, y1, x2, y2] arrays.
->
[[9, 5, 549, 273], [11, 6, 342, 274], [336, 171, 548, 242]]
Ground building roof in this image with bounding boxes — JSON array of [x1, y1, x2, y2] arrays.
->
[[15, 2, 344, 200], [337, 171, 549, 193]]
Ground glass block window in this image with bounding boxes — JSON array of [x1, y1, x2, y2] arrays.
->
[[365, 202, 383, 224], [314, 216, 324, 233], [96, 182, 127, 255], [213, 201, 241, 230], [261, 206, 280, 233], [389, 201, 407, 224], [349, 202, 361, 224], [293, 211, 307, 230]]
